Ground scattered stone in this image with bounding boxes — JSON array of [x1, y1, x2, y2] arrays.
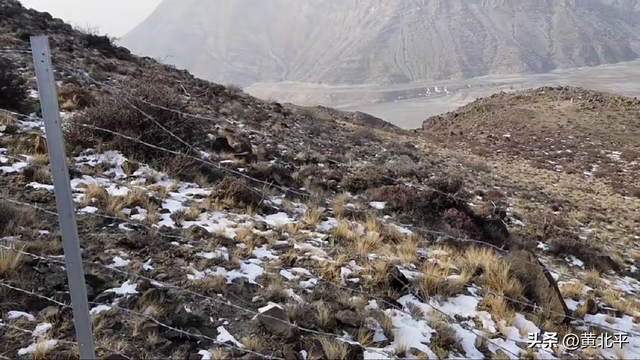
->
[[410, 347, 430, 358], [280, 346, 304, 360], [39, 306, 60, 319], [387, 265, 411, 293], [186, 225, 211, 240], [344, 342, 365, 360], [257, 303, 292, 335], [137, 279, 152, 292], [93, 290, 116, 304], [52, 291, 71, 304], [164, 327, 202, 342], [253, 221, 269, 231], [334, 310, 363, 327], [305, 338, 326, 360]]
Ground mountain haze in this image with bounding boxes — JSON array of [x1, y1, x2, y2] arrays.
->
[[120, 0, 640, 87]]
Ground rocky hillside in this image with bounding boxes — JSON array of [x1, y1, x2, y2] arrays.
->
[[120, 0, 640, 87], [421, 86, 640, 198], [1, 1, 640, 359]]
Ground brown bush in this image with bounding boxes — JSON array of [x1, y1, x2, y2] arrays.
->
[[366, 184, 460, 226], [442, 208, 482, 239], [246, 163, 298, 189], [341, 165, 396, 193], [426, 176, 464, 195], [65, 78, 208, 178], [57, 83, 95, 110], [211, 178, 262, 209], [548, 238, 621, 273]]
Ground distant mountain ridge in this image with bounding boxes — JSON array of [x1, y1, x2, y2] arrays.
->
[[119, 0, 640, 87]]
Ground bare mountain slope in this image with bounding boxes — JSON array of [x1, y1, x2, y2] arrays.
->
[[3, 1, 640, 358], [120, 0, 640, 87], [421, 86, 640, 198]]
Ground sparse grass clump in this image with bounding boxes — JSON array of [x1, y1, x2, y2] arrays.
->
[[352, 231, 383, 254], [210, 177, 262, 210], [0, 112, 19, 133], [318, 337, 350, 359], [330, 220, 356, 242], [0, 244, 24, 276], [260, 278, 288, 302], [442, 208, 482, 239], [417, 259, 471, 299], [560, 282, 584, 299], [57, 82, 95, 111], [584, 269, 603, 289], [479, 295, 517, 325], [429, 320, 464, 359], [0, 200, 36, 237], [302, 205, 324, 227]]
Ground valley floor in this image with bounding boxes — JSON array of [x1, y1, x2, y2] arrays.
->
[[248, 59, 640, 129]]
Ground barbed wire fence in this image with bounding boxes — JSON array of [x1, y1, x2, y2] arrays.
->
[[1, 156, 635, 358], [3, 42, 634, 289], [0, 38, 636, 359], [0, 106, 610, 287], [2, 46, 630, 255]]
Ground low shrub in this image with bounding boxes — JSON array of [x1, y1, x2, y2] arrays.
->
[[211, 178, 262, 209], [65, 78, 208, 178], [442, 208, 482, 239], [341, 165, 396, 193], [366, 184, 460, 226]]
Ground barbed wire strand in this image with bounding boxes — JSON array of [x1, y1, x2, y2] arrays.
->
[[0, 311, 133, 359], [0, 150, 631, 355], [0, 174, 599, 307], [1, 102, 631, 257], [7, 53, 639, 245], [6, 67, 632, 257], [0, 250, 531, 360], [1, 104, 616, 255], [1, 186, 634, 338], [1, 50, 637, 340], [0, 284, 284, 360], [70, 68, 635, 252], [0, 257, 408, 360], [1, 233, 637, 342], [0, 172, 579, 290], [0, 116, 627, 298], [0, 137, 600, 285]]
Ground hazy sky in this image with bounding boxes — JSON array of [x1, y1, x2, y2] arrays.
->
[[19, 0, 162, 37]]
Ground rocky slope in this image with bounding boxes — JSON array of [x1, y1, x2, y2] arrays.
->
[[120, 0, 640, 87], [1, 1, 640, 359]]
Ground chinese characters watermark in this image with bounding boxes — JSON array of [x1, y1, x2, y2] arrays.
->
[[527, 332, 629, 351]]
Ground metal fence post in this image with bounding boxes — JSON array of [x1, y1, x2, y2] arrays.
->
[[30, 35, 96, 359]]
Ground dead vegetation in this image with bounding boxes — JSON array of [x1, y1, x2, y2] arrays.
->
[[64, 79, 209, 179], [0, 2, 638, 359]]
